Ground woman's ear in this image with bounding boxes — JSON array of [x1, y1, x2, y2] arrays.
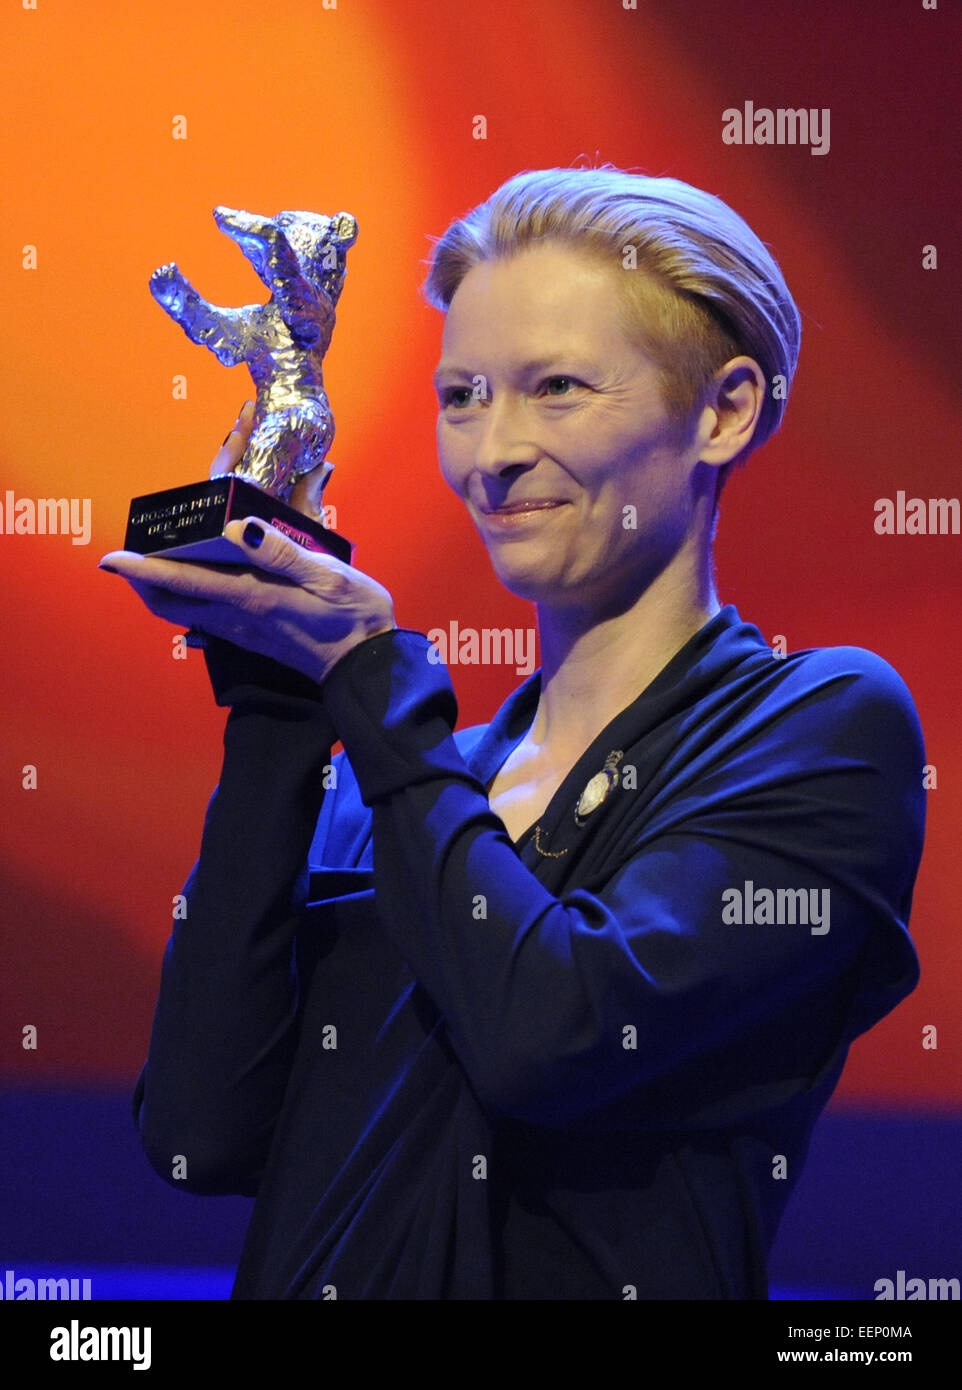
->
[[693, 356, 766, 467]]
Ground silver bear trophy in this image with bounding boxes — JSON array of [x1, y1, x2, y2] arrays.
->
[[149, 205, 358, 516]]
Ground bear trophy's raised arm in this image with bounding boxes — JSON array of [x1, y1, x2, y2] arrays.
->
[[148, 205, 358, 513]]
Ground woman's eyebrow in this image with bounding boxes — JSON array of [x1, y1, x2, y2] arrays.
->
[[433, 354, 588, 385]]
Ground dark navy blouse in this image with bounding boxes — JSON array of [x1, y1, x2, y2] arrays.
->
[[133, 605, 925, 1299]]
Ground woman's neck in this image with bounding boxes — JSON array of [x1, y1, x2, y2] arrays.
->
[[527, 561, 720, 761]]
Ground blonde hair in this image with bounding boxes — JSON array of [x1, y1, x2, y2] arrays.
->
[[422, 165, 801, 498]]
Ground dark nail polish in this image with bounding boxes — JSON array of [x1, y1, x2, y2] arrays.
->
[[99, 563, 118, 573], [243, 522, 265, 548]]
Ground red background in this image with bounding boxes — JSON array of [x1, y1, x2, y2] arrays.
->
[[1, 0, 959, 1108]]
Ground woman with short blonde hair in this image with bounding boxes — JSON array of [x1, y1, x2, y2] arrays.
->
[[108, 164, 923, 1301]]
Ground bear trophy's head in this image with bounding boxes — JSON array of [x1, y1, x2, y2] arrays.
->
[[212, 205, 358, 308]]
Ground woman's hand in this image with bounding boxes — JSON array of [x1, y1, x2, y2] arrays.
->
[[99, 403, 396, 685]]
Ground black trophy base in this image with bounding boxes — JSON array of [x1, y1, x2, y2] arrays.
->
[[125, 476, 353, 565]]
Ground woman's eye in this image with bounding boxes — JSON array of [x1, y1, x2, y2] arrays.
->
[[542, 376, 578, 396], [441, 377, 581, 408]]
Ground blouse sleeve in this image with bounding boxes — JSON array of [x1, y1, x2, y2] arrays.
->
[[320, 629, 925, 1131], [132, 635, 337, 1194]]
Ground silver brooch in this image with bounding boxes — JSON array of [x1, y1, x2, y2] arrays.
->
[[574, 750, 624, 827]]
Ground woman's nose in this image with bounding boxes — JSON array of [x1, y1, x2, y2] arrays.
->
[[472, 394, 540, 476]]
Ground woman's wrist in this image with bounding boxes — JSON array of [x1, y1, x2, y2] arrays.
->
[[317, 618, 401, 688]]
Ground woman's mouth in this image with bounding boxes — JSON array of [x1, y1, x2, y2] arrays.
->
[[478, 499, 570, 527]]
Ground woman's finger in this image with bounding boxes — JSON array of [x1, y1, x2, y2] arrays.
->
[[288, 471, 325, 523], [123, 577, 218, 628], [219, 517, 396, 638], [209, 400, 256, 479], [98, 550, 257, 607], [100, 559, 266, 644], [221, 517, 349, 594]]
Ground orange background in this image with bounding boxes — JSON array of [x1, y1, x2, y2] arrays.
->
[[1, 0, 959, 1107]]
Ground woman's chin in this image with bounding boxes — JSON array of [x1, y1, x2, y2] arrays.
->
[[487, 557, 577, 606]]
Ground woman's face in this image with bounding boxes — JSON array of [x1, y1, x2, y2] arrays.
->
[[434, 240, 714, 612]]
